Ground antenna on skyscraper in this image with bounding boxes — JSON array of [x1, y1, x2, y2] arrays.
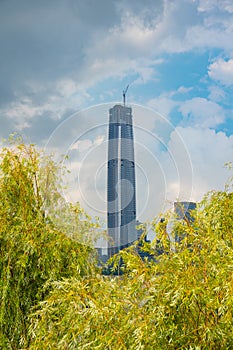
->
[[123, 84, 129, 106]]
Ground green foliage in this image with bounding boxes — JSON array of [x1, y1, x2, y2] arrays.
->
[[1, 136, 233, 349], [0, 138, 97, 348], [28, 178, 233, 349]]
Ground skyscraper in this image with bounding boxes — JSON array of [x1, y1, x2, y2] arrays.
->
[[107, 104, 137, 256]]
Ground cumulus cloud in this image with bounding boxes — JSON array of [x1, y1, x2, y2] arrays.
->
[[1, 0, 230, 100], [179, 97, 225, 128], [148, 94, 178, 118], [70, 139, 92, 152], [208, 85, 226, 102], [174, 127, 233, 200], [0, 0, 233, 227], [198, 0, 233, 13], [0, 77, 92, 138], [148, 90, 227, 129], [177, 86, 193, 94], [208, 58, 233, 85], [0, 0, 233, 131], [147, 86, 194, 120]]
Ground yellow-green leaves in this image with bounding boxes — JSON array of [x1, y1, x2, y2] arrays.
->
[[1, 136, 233, 349], [0, 139, 97, 348]]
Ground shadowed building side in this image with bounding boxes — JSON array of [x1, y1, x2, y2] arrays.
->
[[174, 201, 196, 221], [174, 201, 197, 243]]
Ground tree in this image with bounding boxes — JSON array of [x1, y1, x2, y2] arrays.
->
[[0, 137, 97, 349], [28, 172, 233, 349]]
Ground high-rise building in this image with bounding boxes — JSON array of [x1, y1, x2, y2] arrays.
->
[[107, 104, 137, 256]]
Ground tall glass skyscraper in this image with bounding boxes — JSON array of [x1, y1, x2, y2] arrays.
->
[[107, 104, 137, 256]]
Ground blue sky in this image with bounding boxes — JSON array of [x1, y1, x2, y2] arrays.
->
[[0, 0, 233, 225]]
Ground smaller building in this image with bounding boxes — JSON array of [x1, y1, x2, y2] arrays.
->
[[174, 201, 196, 221], [174, 201, 197, 243]]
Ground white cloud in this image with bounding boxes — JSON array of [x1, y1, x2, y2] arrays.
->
[[179, 97, 225, 127], [4, 99, 48, 130], [94, 135, 105, 146], [198, 0, 233, 13], [81, 0, 233, 86], [174, 127, 233, 200], [1, 0, 233, 227], [83, 1, 214, 83], [177, 86, 193, 94], [208, 58, 233, 85], [0, 78, 92, 131], [148, 94, 178, 118], [56, 79, 82, 98], [70, 139, 92, 152], [70, 135, 105, 153], [1, 0, 233, 136], [208, 85, 226, 102]]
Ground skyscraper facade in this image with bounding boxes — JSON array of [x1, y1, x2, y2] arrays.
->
[[107, 104, 137, 255]]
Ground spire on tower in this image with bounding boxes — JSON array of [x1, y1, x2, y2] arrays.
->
[[123, 85, 129, 106]]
